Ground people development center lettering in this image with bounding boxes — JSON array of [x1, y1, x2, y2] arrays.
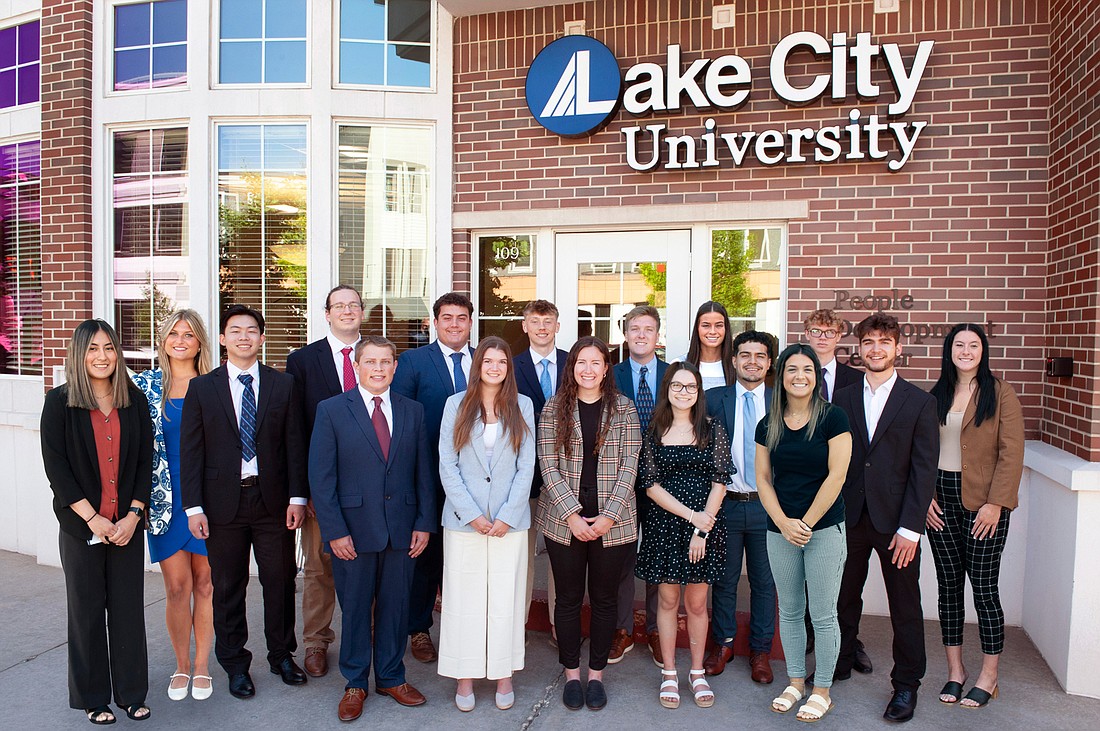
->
[[529, 32, 935, 173]]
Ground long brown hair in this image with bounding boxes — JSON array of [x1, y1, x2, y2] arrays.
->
[[648, 361, 711, 449], [452, 336, 529, 454], [686, 301, 736, 386], [65, 319, 133, 410], [553, 336, 621, 458]]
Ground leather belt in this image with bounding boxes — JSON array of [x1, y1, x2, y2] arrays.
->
[[241, 476, 259, 488], [725, 491, 759, 502]]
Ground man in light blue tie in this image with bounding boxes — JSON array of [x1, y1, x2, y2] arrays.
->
[[392, 293, 474, 664], [512, 300, 569, 642], [703, 330, 777, 683]]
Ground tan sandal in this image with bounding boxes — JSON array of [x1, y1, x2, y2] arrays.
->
[[689, 669, 714, 708], [772, 685, 804, 713], [797, 694, 834, 723], [659, 669, 679, 709]]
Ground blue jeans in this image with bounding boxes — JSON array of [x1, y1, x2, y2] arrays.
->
[[767, 523, 847, 686], [710, 498, 775, 652]]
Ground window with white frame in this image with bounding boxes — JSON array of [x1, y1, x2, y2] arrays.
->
[[217, 124, 307, 368], [0, 20, 40, 108], [337, 124, 431, 352], [0, 140, 42, 375], [219, 0, 307, 85], [710, 226, 784, 336], [338, 0, 431, 88], [113, 0, 187, 91], [112, 128, 189, 369]]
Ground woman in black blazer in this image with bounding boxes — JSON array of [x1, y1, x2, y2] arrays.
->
[[40, 320, 154, 725]]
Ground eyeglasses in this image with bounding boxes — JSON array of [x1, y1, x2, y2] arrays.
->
[[669, 382, 699, 393], [328, 303, 363, 313], [808, 327, 839, 338]]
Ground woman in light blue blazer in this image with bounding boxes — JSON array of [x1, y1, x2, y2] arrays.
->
[[437, 336, 536, 713]]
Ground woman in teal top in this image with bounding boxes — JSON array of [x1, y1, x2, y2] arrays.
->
[[132, 309, 215, 702]]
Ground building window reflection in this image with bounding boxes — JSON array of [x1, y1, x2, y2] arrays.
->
[[711, 226, 784, 336], [0, 140, 42, 375], [338, 0, 431, 88], [113, 0, 187, 91], [0, 20, 40, 108], [219, 0, 307, 85]]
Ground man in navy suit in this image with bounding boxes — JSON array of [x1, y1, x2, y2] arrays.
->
[[391, 292, 474, 663], [310, 336, 435, 720], [512, 299, 568, 636], [703, 330, 777, 684], [284, 285, 363, 678], [608, 305, 668, 665], [182, 305, 308, 699], [832, 314, 938, 723]]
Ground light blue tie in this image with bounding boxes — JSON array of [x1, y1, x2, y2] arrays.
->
[[742, 391, 756, 488], [450, 352, 467, 392], [238, 373, 257, 462], [539, 358, 553, 401]]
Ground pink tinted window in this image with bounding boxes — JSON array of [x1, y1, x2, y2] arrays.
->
[[0, 21, 39, 108]]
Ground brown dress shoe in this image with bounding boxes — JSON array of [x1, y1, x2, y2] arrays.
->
[[647, 631, 663, 667], [607, 629, 634, 664], [305, 647, 328, 678], [338, 688, 366, 721], [376, 683, 427, 707], [750, 651, 774, 684], [703, 645, 734, 676], [409, 632, 437, 663]]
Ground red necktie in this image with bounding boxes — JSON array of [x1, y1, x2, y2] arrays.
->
[[371, 396, 390, 460], [341, 347, 356, 392]]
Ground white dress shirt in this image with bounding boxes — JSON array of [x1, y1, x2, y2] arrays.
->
[[360, 386, 394, 437], [820, 357, 837, 402], [728, 381, 768, 494], [529, 347, 558, 394], [437, 341, 472, 389], [861, 371, 918, 542], [327, 331, 361, 387]]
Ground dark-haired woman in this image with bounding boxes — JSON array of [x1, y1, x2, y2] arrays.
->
[[755, 344, 851, 722], [41, 320, 154, 725], [132, 310, 215, 701], [682, 301, 736, 390], [536, 336, 642, 711], [437, 337, 536, 712], [927, 324, 1023, 708], [634, 362, 730, 709]]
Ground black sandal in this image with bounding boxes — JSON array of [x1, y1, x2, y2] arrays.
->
[[119, 703, 151, 721], [85, 706, 116, 725], [939, 681, 965, 704], [961, 685, 999, 708]]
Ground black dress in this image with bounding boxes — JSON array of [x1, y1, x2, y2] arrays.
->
[[635, 419, 731, 585]]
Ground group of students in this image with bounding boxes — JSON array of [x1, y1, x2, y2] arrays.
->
[[41, 290, 1023, 726]]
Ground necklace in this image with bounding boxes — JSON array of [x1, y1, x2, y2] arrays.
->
[[786, 409, 810, 424]]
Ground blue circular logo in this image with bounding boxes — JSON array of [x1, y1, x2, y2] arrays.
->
[[525, 36, 622, 138]]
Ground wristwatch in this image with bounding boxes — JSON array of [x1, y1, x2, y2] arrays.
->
[[128, 506, 144, 520], [694, 527, 709, 539]]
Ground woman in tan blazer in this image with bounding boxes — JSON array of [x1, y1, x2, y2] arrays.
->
[[536, 336, 642, 712], [926, 324, 1024, 709]]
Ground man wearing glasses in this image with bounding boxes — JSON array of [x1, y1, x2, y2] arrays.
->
[[285, 285, 365, 679]]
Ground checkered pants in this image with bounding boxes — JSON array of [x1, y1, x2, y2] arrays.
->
[[927, 470, 1011, 654]]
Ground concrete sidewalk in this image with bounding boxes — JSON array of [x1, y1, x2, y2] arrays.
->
[[1, 548, 1095, 730]]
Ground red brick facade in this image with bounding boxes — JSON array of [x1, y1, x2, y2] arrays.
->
[[452, 0, 1100, 459], [39, 0, 94, 385]]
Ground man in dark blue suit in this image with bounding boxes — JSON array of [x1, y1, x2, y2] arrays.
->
[[512, 299, 568, 635], [608, 305, 668, 665], [703, 330, 777, 684], [309, 336, 436, 721], [284, 284, 363, 679], [390, 292, 474, 663]]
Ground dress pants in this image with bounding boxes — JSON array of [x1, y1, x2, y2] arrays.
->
[[300, 513, 336, 651], [710, 498, 776, 651], [837, 508, 926, 691], [545, 535, 634, 671], [205, 484, 297, 674], [331, 541, 414, 689], [59, 529, 148, 710], [525, 497, 556, 626], [408, 500, 444, 634]]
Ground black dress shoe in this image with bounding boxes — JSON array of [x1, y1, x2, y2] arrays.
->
[[884, 689, 917, 722], [585, 680, 607, 710], [270, 657, 308, 685], [854, 639, 873, 673], [228, 673, 255, 699], [563, 679, 584, 710]]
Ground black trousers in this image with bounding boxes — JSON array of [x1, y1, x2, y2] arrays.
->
[[206, 484, 297, 674], [58, 529, 148, 710], [837, 509, 926, 691], [545, 535, 634, 671], [408, 514, 444, 634]]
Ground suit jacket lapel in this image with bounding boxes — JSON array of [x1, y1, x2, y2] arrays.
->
[[428, 343, 456, 396], [387, 396, 406, 467], [618, 363, 636, 400], [469, 419, 490, 472], [723, 389, 739, 434], [315, 340, 343, 396], [79, 409, 101, 482], [962, 389, 978, 428], [255, 365, 273, 431], [844, 387, 871, 451], [868, 380, 907, 452], [516, 354, 542, 410], [214, 367, 241, 438], [347, 390, 384, 463]]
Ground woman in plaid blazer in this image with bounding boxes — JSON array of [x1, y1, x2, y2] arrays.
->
[[536, 336, 642, 712]]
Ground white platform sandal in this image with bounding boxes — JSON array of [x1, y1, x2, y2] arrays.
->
[[659, 669, 679, 709], [689, 669, 714, 708], [797, 693, 834, 723], [772, 684, 804, 713]]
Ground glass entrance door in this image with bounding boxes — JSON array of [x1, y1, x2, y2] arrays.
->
[[555, 230, 692, 362]]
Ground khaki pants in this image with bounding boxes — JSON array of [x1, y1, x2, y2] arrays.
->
[[300, 514, 336, 650]]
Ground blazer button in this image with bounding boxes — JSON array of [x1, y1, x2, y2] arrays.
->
[[485, 477, 491, 483], [385, 495, 392, 500], [864, 462, 871, 468], [962, 445, 968, 450]]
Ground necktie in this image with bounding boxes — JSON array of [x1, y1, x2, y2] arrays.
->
[[742, 391, 757, 488], [371, 396, 390, 461], [450, 352, 467, 392], [539, 358, 553, 401], [238, 373, 257, 462], [341, 347, 356, 392], [821, 366, 830, 402], [636, 366, 654, 433]]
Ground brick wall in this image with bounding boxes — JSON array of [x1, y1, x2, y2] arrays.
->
[[39, 0, 94, 387], [453, 0, 1055, 443], [1045, 0, 1099, 460]]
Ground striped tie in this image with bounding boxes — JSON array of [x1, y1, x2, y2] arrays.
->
[[636, 366, 654, 433], [238, 373, 257, 462]]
